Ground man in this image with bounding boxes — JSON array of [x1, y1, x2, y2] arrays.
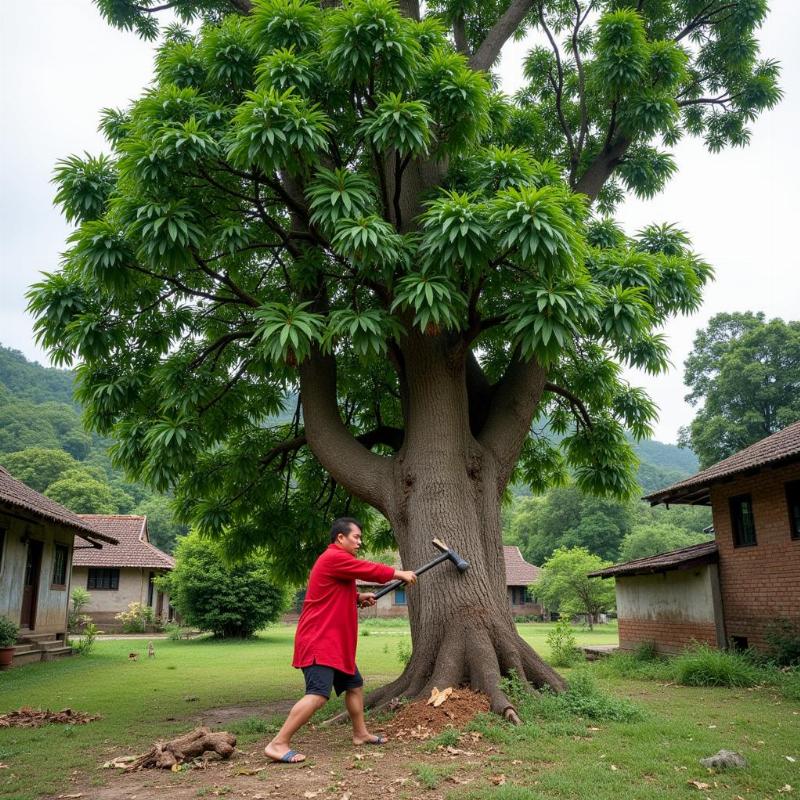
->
[[265, 517, 417, 764]]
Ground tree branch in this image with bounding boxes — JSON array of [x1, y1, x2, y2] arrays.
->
[[572, 134, 631, 201], [544, 381, 593, 428], [470, 0, 535, 72], [299, 348, 394, 512], [453, 13, 469, 55]]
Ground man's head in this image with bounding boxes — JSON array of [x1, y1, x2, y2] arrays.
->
[[330, 517, 363, 555]]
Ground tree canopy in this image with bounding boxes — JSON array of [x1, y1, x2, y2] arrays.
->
[[680, 312, 800, 467], [27, 0, 779, 583]]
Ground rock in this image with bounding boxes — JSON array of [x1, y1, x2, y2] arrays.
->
[[699, 750, 748, 770]]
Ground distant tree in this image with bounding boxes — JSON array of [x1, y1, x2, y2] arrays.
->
[[507, 484, 633, 564], [619, 522, 709, 561], [45, 468, 122, 514], [681, 313, 800, 468], [160, 531, 288, 637], [0, 447, 79, 492], [135, 494, 189, 553], [0, 400, 91, 459], [536, 547, 615, 630]]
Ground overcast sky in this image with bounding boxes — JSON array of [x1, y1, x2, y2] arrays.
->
[[1, 1, 798, 444]]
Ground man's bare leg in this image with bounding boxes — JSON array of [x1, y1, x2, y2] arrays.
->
[[345, 687, 385, 745], [265, 693, 327, 762]]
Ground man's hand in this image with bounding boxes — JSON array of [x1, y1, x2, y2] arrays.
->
[[394, 569, 417, 585], [357, 592, 377, 608]]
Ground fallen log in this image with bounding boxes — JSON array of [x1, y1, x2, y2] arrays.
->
[[125, 727, 236, 770]]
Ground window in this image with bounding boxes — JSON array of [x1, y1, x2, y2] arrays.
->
[[729, 494, 756, 547], [394, 587, 407, 606], [731, 635, 748, 651], [52, 543, 69, 587], [786, 480, 800, 540], [87, 568, 119, 590]]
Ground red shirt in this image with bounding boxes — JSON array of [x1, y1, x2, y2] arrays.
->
[[292, 544, 395, 674]]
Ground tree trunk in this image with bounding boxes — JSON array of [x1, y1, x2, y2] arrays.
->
[[358, 335, 565, 718]]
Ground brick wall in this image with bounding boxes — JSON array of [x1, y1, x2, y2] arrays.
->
[[618, 618, 719, 654], [711, 462, 800, 650]]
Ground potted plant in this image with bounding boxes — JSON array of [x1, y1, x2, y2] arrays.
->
[[0, 616, 19, 668]]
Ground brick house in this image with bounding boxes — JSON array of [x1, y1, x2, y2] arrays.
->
[[591, 421, 800, 654], [71, 515, 175, 631], [0, 466, 117, 665], [354, 545, 545, 620]]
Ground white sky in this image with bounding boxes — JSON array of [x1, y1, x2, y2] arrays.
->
[[1, 1, 798, 443]]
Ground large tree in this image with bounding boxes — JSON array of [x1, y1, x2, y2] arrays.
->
[[29, 0, 778, 718], [680, 312, 800, 467]]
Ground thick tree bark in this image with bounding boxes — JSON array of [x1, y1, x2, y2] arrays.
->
[[302, 334, 566, 719]]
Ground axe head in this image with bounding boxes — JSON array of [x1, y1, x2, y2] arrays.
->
[[432, 537, 470, 572]]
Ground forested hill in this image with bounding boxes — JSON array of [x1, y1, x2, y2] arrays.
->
[[0, 346, 75, 405]]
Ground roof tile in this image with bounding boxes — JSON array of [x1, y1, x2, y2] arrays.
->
[[73, 515, 174, 569], [588, 540, 718, 578]]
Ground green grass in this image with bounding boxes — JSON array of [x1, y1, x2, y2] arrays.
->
[[2, 621, 798, 800]]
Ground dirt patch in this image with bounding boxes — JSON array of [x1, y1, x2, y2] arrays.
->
[[382, 689, 490, 740], [0, 707, 99, 728], [53, 693, 501, 800], [188, 699, 296, 727]]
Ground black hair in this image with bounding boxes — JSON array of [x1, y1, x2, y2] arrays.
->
[[330, 517, 362, 543]]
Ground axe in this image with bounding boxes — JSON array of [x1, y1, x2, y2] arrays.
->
[[371, 538, 470, 600]]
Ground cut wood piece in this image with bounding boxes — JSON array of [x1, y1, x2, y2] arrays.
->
[[426, 687, 440, 706], [124, 727, 236, 770], [432, 687, 453, 707]]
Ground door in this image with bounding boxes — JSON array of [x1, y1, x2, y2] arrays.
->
[[20, 539, 43, 629]]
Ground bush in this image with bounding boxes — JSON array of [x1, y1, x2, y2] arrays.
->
[[546, 619, 582, 667], [115, 602, 157, 633], [161, 531, 289, 638], [68, 587, 92, 633], [73, 622, 102, 655], [673, 644, 765, 688], [163, 622, 191, 640], [0, 616, 19, 647], [591, 650, 672, 682], [504, 670, 643, 723], [764, 618, 800, 666], [397, 639, 412, 666]]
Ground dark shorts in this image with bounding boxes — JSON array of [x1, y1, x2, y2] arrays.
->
[[302, 663, 364, 699]]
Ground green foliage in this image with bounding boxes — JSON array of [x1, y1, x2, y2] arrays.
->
[[0, 448, 79, 493], [0, 616, 19, 648], [28, 0, 778, 581], [160, 531, 289, 637], [505, 670, 644, 723], [673, 644, 764, 688], [72, 622, 102, 655], [619, 523, 710, 561], [536, 547, 616, 626], [397, 639, 412, 666], [545, 619, 581, 668], [45, 468, 124, 514], [764, 618, 800, 667], [115, 602, 158, 633], [68, 587, 92, 634], [681, 312, 800, 468]]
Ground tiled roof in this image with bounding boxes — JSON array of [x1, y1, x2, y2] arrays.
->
[[357, 546, 540, 588], [0, 465, 116, 544], [645, 421, 800, 505], [503, 545, 540, 585], [73, 515, 175, 569], [588, 540, 718, 578]]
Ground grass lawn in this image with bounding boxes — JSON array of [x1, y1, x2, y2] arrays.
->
[[0, 621, 797, 799]]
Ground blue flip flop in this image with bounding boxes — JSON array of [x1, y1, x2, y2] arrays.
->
[[365, 735, 386, 745], [275, 749, 305, 763]]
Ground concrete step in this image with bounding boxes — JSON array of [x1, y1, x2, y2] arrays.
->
[[7, 650, 44, 667], [41, 647, 74, 662], [19, 633, 60, 644], [12, 644, 37, 656], [40, 640, 68, 651]]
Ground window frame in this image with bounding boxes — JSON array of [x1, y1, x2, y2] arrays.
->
[[51, 542, 69, 589], [729, 493, 757, 548], [87, 567, 120, 591], [786, 480, 800, 540], [393, 586, 407, 606]]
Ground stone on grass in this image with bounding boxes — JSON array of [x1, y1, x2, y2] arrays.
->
[[700, 750, 748, 770]]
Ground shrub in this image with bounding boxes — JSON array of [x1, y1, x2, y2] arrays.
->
[[779, 669, 800, 703], [163, 622, 191, 640], [68, 587, 91, 633], [161, 531, 289, 638], [397, 639, 412, 666], [115, 602, 156, 633], [673, 644, 765, 688], [764, 618, 800, 666], [591, 650, 672, 682], [0, 616, 19, 648], [546, 619, 582, 667], [73, 622, 102, 655]]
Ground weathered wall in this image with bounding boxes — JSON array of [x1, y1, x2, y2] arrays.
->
[[711, 461, 800, 650], [358, 591, 409, 619], [615, 565, 724, 654], [0, 510, 74, 636], [71, 566, 171, 630]]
